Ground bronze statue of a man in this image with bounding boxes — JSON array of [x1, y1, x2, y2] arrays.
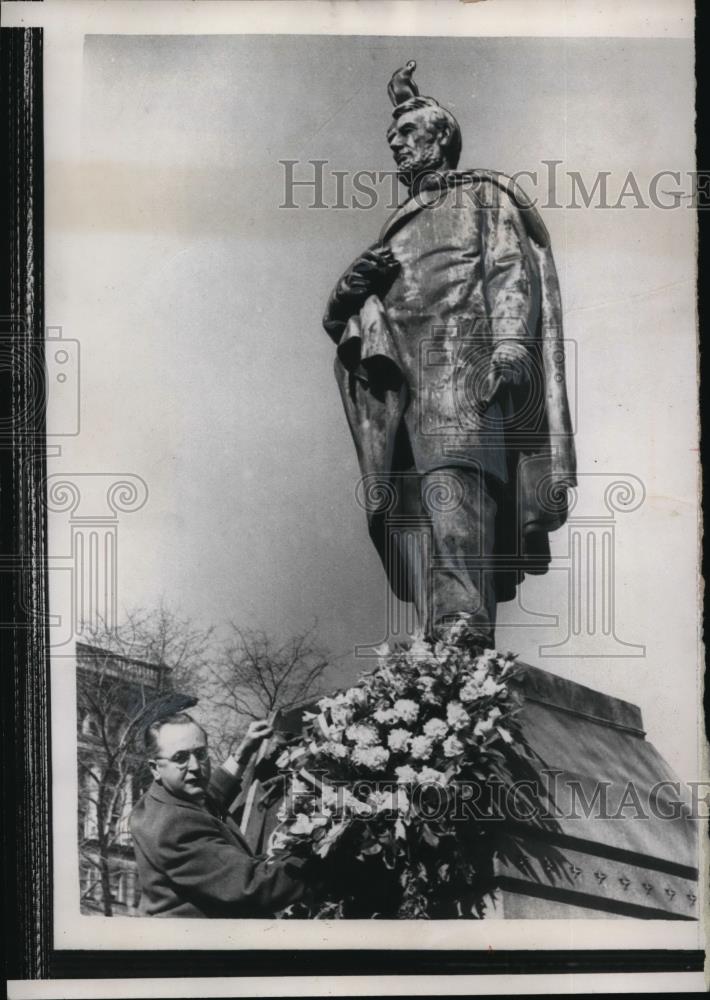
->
[[323, 62, 576, 648]]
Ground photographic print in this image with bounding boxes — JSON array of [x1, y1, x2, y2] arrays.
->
[[2, 0, 706, 995]]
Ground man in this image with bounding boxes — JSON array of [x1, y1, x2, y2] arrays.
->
[[322, 61, 576, 648], [130, 713, 306, 917]]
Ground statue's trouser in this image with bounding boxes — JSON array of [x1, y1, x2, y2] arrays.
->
[[392, 466, 498, 645]]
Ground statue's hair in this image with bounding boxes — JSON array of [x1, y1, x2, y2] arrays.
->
[[392, 96, 462, 169], [144, 711, 207, 756]]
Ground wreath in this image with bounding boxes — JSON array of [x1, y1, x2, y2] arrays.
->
[[268, 619, 540, 918]]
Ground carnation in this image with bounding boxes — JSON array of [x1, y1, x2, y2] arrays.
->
[[481, 676, 506, 697], [367, 789, 408, 814], [351, 745, 390, 770], [410, 735, 434, 760], [290, 812, 328, 836], [473, 716, 495, 738], [387, 727, 412, 752], [418, 766, 448, 786], [459, 680, 483, 704], [344, 686, 369, 710], [330, 705, 351, 727], [321, 740, 349, 760], [268, 828, 290, 852], [345, 723, 379, 747], [442, 734, 465, 758], [395, 764, 418, 783], [446, 701, 470, 731], [374, 707, 399, 726], [423, 717, 448, 741], [416, 675, 441, 705], [409, 633, 430, 659], [393, 698, 420, 724]]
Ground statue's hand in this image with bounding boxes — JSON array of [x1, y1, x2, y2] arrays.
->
[[479, 342, 530, 410], [332, 247, 400, 310]]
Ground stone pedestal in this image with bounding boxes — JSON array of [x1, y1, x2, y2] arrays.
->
[[484, 664, 698, 919]]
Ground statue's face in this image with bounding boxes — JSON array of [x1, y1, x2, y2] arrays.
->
[[387, 107, 448, 186]]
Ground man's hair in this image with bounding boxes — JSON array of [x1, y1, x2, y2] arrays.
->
[[392, 96, 462, 169], [144, 712, 207, 757]]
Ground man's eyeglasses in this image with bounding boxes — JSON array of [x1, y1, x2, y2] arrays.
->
[[154, 746, 209, 768]]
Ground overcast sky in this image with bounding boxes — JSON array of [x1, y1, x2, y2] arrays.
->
[[46, 32, 697, 778]]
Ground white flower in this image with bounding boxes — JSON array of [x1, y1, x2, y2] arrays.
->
[[409, 633, 431, 660], [345, 723, 379, 747], [344, 686, 369, 710], [367, 790, 390, 813], [373, 642, 390, 665], [393, 788, 410, 814], [290, 776, 311, 796], [481, 676, 505, 697], [446, 701, 470, 731], [442, 734, 465, 758], [374, 707, 398, 726], [387, 727, 412, 752], [331, 705, 351, 726], [410, 735, 434, 760], [393, 699, 419, 724], [459, 680, 483, 704], [418, 766, 448, 786], [289, 812, 327, 836], [488, 706, 502, 722], [473, 716, 495, 739], [395, 764, 418, 783], [416, 675, 441, 705], [268, 828, 291, 853], [341, 788, 373, 815], [320, 783, 340, 809], [322, 740, 349, 760], [366, 788, 410, 815], [423, 717, 448, 741], [351, 745, 390, 770]]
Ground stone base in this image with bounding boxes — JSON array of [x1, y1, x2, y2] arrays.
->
[[481, 663, 698, 919]]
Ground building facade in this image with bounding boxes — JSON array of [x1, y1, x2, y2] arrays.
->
[[76, 641, 174, 916]]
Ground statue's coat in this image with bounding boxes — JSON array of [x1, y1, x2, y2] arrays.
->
[[327, 172, 576, 603]]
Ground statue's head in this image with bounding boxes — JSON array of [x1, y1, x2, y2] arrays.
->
[[386, 61, 462, 187]]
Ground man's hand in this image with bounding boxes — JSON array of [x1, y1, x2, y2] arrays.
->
[[479, 341, 530, 410], [234, 719, 274, 767], [332, 247, 399, 311]]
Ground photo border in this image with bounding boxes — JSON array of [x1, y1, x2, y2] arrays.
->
[[1, 1, 706, 988]]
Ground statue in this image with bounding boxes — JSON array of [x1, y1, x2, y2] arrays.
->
[[322, 62, 576, 648]]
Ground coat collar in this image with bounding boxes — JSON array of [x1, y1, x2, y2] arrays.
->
[[378, 183, 444, 243], [147, 779, 210, 814], [379, 169, 550, 248]]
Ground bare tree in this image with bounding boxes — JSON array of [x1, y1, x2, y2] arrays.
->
[[76, 605, 213, 915], [205, 621, 331, 757]]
